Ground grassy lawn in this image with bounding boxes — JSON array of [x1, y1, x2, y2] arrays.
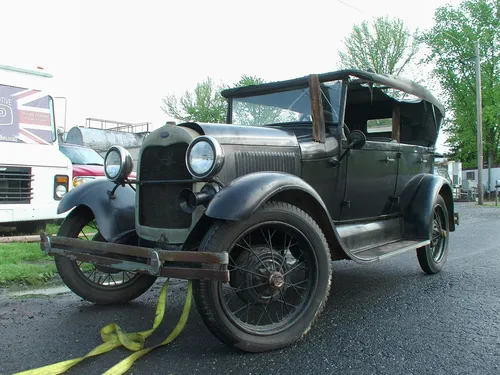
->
[[0, 242, 57, 286], [0, 222, 99, 287], [0, 223, 60, 286]]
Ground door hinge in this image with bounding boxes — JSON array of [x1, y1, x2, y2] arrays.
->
[[341, 200, 351, 208], [389, 196, 400, 203]]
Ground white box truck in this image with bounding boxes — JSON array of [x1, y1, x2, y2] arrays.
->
[[0, 64, 72, 233]]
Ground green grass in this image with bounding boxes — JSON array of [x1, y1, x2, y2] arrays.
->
[[45, 223, 60, 235], [0, 242, 57, 286], [0, 222, 100, 286]]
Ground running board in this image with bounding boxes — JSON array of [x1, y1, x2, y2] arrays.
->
[[352, 239, 430, 262]]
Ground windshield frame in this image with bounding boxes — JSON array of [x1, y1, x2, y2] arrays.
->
[[226, 76, 348, 144]]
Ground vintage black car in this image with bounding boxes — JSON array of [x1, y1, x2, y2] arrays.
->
[[42, 69, 458, 353]]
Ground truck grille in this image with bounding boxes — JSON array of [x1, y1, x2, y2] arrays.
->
[[0, 166, 34, 204], [139, 144, 192, 229]]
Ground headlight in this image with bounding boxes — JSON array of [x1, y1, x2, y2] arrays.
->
[[186, 136, 224, 179], [54, 175, 69, 200], [104, 146, 134, 183], [73, 176, 95, 187]]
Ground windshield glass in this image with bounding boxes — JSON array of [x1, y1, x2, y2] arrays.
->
[[60, 144, 104, 165], [0, 84, 55, 144], [231, 80, 343, 126]]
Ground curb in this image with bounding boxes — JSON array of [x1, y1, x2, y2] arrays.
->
[[0, 233, 95, 244]]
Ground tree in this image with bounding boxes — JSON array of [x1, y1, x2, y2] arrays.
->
[[338, 16, 420, 75], [422, 0, 500, 191], [161, 77, 227, 123], [161, 75, 266, 124]]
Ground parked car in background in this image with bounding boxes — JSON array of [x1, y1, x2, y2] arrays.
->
[[59, 143, 105, 188], [59, 143, 136, 188]]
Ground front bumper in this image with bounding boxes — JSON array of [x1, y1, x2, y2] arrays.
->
[[40, 231, 229, 281]]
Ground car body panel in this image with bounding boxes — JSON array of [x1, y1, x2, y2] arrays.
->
[[57, 178, 136, 242]]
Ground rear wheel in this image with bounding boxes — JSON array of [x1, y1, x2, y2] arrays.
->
[[417, 195, 449, 274], [54, 206, 157, 304], [194, 201, 332, 352]]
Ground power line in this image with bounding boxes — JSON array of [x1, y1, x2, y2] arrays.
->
[[335, 0, 370, 16]]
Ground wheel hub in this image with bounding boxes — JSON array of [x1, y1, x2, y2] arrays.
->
[[230, 246, 288, 304], [269, 271, 285, 288]]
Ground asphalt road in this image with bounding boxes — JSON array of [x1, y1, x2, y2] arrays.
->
[[1, 202, 499, 375]]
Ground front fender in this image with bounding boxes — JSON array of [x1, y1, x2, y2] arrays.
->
[[400, 173, 455, 240], [205, 171, 328, 221], [57, 179, 136, 242]]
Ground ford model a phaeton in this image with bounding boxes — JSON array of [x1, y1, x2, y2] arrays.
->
[[42, 69, 458, 352]]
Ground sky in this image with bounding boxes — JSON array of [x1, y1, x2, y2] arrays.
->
[[2, 0, 464, 151]]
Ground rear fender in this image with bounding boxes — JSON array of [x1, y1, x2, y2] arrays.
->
[[399, 173, 455, 239], [57, 179, 136, 242]]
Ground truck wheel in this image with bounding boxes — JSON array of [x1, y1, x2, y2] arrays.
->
[[54, 206, 157, 304], [194, 201, 332, 352], [417, 195, 449, 274]]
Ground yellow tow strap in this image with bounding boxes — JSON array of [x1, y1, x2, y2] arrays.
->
[[12, 279, 193, 375]]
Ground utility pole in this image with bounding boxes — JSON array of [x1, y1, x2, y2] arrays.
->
[[475, 40, 484, 205]]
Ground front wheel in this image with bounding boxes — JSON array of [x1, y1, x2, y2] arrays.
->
[[54, 206, 157, 304], [417, 195, 450, 274], [194, 201, 332, 352]]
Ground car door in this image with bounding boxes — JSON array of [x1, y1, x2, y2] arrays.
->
[[394, 143, 434, 201], [339, 139, 400, 221]]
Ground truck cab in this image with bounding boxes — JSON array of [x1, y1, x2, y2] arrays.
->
[[0, 64, 72, 233]]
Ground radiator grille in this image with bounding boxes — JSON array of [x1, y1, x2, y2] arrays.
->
[[139, 144, 192, 229], [0, 166, 33, 204], [235, 151, 296, 176]]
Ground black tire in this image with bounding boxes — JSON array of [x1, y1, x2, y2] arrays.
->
[[15, 221, 46, 235], [194, 201, 332, 353], [417, 195, 449, 274], [54, 206, 157, 304]]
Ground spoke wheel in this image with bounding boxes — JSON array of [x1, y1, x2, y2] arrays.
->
[[417, 195, 450, 274], [194, 201, 332, 352], [73, 219, 140, 288], [222, 223, 314, 335], [54, 206, 157, 304]]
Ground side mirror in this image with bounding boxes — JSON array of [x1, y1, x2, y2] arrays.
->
[[328, 130, 367, 167], [347, 130, 366, 149]]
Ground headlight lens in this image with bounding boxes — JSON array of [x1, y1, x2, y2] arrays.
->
[[104, 146, 134, 182], [189, 141, 215, 176], [186, 136, 224, 179], [105, 150, 121, 179], [55, 185, 67, 198]]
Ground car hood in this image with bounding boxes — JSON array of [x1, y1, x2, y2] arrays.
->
[[72, 164, 105, 176], [179, 122, 299, 147]]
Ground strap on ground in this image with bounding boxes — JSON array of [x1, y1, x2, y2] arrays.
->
[[12, 279, 193, 375]]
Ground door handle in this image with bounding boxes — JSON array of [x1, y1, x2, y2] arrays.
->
[[418, 158, 428, 164], [384, 157, 396, 163]]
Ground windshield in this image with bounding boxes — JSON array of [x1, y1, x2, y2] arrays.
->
[[231, 80, 343, 126], [60, 144, 104, 165], [0, 84, 56, 144]]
